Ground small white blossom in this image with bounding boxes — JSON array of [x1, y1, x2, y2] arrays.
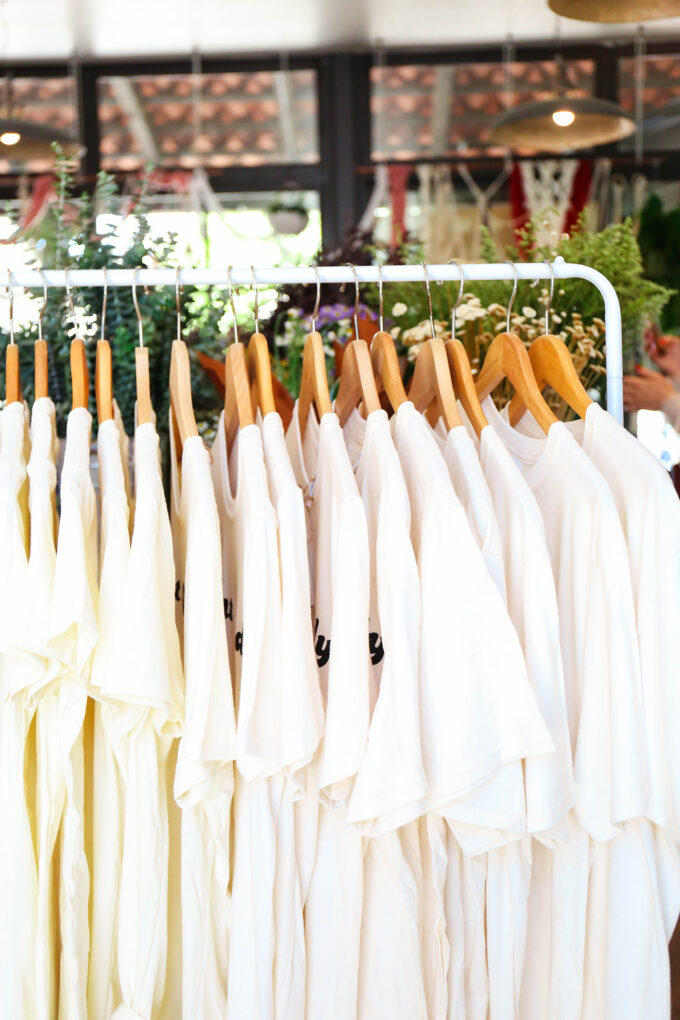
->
[[391, 302, 408, 316], [390, 326, 401, 339], [522, 306, 537, 319]]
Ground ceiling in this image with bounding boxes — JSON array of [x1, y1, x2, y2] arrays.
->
[[3, 0, 680, 60]]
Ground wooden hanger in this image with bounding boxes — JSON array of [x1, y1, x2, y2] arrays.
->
[[297, 268, 332, 437], [4, 272, 21, 404], [169, 270, 198, 461], [442, 261, 487, 437], [34, 272, 49, 399], [507, 334, 593, 425], [132, 268, 153, 426], [475, 262, 557, 434], [64, 270, 89, 410], [445, 339, 488, 437], [507, 261, 593, 426], [407, 267, 461, 429], [70, 338, 90, 410], [334, 265, 382, 426], [224, 267, 255, 451], [95, 340, 113, 421], [369, 263, 408, 413], [335, 339, 382, 425], [94, 268, 113, 422], [409, 336, 462, 429], [246, 268, 276, 417]]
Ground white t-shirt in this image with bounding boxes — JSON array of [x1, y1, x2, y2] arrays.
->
[[389, 401, 553, 819], [170, 423, 236, 1019], [260, 410, 324, 1020], [432, 409, 568, 1020], [432, 420, 506, 599], [88, 415, 131, 1020], [211, 417, 283, 1020], [484, 397, 644, 1018], [286, 403, 370, 1020], [0, 401, 40, 1019], [92, 420, 184, 1020], [514, 401, 680, 1016], [341, 408, 428, 1020], [27, 398, 59, 1020], [46, 407, 99, 1020]]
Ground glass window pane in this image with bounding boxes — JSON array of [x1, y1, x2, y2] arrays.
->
[[0, 75, 79, 175], [98, 70, 319, 171], [371, 60, 595, 160], [619, 55, 680, 152]]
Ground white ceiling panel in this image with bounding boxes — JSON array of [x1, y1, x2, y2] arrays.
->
[[2, 0, 680, 60]]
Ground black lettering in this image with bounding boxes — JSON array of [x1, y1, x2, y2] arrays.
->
[[313, 617, 330, 668], [369, 632, 384, 666], [223, 597, 233, 621], [174, 579, 185, 611], [235, 631, 243, 655]]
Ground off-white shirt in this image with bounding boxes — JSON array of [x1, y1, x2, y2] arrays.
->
[[485, 397, 644, 1019], [260, 410, 324, 1020], [170, 424, 236, 1020], [0, 401, 39, 1018], [212, 417, 283, 1020], [286, 403, 371, 1020], [514, 401, 680, 1017], [29, 399, 60, 1020], [342, 408, 428, 1020], [47, 407, 98, 1020]]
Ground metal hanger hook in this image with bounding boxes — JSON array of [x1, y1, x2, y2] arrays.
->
[[543, 259, 555, 334], [346, 263, 360, 339], [37, 270, 47, 344], [250, 265, 259, 333], [422, 261, 435, 339], [227, 266, 239, 344], [64, 268, 76, 334], [377, 261, 384, 332], [132, 267, 144, 348], [175, 267, 183, 342], [311, 266, 321, 333], [504, 260, 518, 332], [448, 259, 465, 332], [101, 266, 108, 342], [6, 269, 14, 346]]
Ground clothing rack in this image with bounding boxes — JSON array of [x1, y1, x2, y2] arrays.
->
[[10, 257, 624, 423]]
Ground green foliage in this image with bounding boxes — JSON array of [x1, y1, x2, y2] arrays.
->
[[637, 193, 680, 332], [0, 147, 229, 436]]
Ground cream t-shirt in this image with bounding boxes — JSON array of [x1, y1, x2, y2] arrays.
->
[[170, 424, 236, 1020], [342, 408, 428, 1020], [47, 407, 99, 1020], [212, 417, 283, 1020], [286, 403, 371, 1020]]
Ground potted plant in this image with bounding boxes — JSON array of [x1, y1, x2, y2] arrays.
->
[[268, 197, 309, 236]]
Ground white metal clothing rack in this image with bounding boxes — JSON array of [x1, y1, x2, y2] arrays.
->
[[9, 257, 624, 423]]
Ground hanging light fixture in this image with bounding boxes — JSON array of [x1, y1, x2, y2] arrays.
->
[[489, 53, 636, 152], [0, 74, 81, 164], [548, 0, 680, 22]]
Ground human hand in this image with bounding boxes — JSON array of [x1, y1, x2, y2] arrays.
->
[[623, 366, 676, 412], [646, 334, 680, 379]]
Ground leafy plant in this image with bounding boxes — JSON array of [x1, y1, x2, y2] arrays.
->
[[0, 147, 231, 437]]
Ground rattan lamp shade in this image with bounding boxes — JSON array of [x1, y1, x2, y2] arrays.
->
[[549, 0, 680, 20], [489, 96, 637, 152], [0, 119, 82, 162]]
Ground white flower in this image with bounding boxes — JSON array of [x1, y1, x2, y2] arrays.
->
[[391, 302, 408, 316], [522, 306, 537, 319], [390, 326, 401, 339]]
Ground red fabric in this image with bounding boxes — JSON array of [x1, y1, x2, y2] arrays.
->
[[509, 163, 529, 247], [563, 160, 593, 236], [388, 164, 411, 247]]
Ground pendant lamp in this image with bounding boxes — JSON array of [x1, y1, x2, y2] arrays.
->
[[489, 95, 636, 152], [489, 52, 636, 153], [548, 0, 680, 22]]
